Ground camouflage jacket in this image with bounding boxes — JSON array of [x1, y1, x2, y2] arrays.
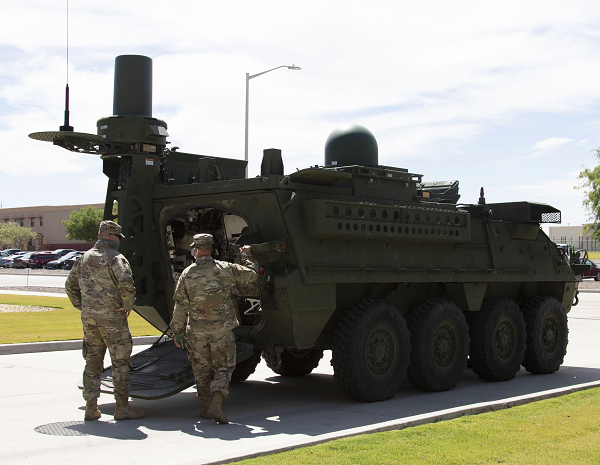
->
[[65, 241, 136, 318], [170, 254, 258, 334]]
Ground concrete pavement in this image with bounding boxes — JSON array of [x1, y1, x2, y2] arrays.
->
[[1, 293, 599, 465], [0, 290, 67, 297], [0, 273, 67, 288]]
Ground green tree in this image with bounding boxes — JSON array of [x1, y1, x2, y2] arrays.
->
[[62, 205, 104, 243], [0, 222, 37, 249], [578, 148, 600, 240]]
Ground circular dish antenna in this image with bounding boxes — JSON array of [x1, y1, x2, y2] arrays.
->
[[29, 131, 102, 142], [28, 131, 107, 154]]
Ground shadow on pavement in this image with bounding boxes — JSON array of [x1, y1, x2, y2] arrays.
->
[[33, 365, 600, 442], [34, 420, 148, 440]]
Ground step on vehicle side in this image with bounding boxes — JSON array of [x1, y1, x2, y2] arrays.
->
[[29, 55, 580, 402]]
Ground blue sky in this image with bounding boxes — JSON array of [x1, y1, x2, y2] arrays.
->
[[1, 0, 599, 235]]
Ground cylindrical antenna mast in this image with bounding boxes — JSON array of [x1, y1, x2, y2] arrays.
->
[[113, 55, 153, 117]]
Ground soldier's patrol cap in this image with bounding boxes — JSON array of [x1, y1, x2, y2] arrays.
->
[[98, 220, 125, 239], [190, 233, 214, 247]]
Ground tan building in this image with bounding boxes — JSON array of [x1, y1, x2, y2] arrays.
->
[[0, 203, 104, 251], [548, 225, 598, 251]]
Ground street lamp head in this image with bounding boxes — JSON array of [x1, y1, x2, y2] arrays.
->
[[245, 63, 302, 177]]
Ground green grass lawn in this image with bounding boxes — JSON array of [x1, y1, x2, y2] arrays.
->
[[237, 387, 600, 465], [0, 294, 160, 344], [586, 251, 600, 260]]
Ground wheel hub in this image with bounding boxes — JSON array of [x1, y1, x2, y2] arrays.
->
[[431, 322, 459, 371], [542, 315, 560, 355], [365, 324, 399, 380], [495, 317, 517, 363]]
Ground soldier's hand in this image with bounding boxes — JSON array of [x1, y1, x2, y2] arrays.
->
[[240, 245, 252, 255], [174, 333, 185, 349], [116, 307, 131, 317]]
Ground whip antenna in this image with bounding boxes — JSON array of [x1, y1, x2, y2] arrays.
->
[[59, 0, 73, 132]]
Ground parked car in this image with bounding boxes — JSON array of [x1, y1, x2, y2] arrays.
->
[[62, 253, 82, 270], [11, 252, 34, 269], [0, 251, 26, 268], [2, 249, 21, 255], [1, 253, 20, 268], [26, 253, 60, 269], [578, 258, 600, 280], [46, 251, 81, 269], [52, 249, 77, 257]]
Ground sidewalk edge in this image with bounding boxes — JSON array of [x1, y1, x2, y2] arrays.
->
[[0, 336, 160, 355], [211, 380, 600, 465]]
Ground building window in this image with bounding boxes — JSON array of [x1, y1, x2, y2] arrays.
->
[[40, 217, 43, 226], [4, 219, 7, 224], [19, 218, 24, 227], [31, 218, 35, 227]]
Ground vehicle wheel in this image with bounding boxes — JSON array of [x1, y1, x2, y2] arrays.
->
[[332, 299, 410, 402], [231, 348, 262, 383], [407, 298, 469, 392], [521, 295, 568, 374], [595, 272, 600, 282], [466, 297, 526, 382], [262, 347, 324, 377]]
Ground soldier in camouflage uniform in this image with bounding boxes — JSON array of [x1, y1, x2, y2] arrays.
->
[[170, 233, 257, 424], [65, 220, 145, 422]]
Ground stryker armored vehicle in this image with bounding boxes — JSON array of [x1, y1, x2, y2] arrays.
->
[[30, 55, 582, 402]]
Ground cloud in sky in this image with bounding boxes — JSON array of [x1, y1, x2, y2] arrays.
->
[[507, 136, 574, 161], [0, 0, 599, 227], [533, 137, 573, 152]]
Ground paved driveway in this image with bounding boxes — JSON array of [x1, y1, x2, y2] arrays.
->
[[1, 293, 599, 465]]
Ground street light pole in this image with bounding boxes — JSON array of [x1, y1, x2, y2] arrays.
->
[[244, 64, 301, 177]]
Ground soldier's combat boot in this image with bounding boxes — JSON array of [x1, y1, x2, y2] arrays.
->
[[207, 392, 229, 424], [84, 398, 101, 421], [114, 397, 146, 421], [199, 396, 213, 420]]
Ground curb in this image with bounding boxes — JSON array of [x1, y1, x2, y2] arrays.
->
[[0, 336, 161, 355], [213, 380, 600, 465], [0, 271, 70, 277]]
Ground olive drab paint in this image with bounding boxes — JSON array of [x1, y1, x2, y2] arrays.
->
[[29, 55, 577, 402]]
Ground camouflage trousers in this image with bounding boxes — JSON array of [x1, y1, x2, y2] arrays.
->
[[81, 314, 133, 401], [186, 329, 236, 399]]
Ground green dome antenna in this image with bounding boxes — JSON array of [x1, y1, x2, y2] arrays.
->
[[324, 124, 378, 167]]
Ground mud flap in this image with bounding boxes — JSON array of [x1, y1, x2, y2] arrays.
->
[[79, 339, 256, 400]]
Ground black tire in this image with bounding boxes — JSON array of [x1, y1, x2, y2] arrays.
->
[[262, 347, 324, 376], [595, 272, 600, 282], [466, 297, 526, 382], [231, 348, 262, 383], [521, 295, 568, 374], [407, 298, 469, 392], [332, 299, 410, 402]]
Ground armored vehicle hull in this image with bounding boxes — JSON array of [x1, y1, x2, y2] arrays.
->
[[30, 55, 577, 402]]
